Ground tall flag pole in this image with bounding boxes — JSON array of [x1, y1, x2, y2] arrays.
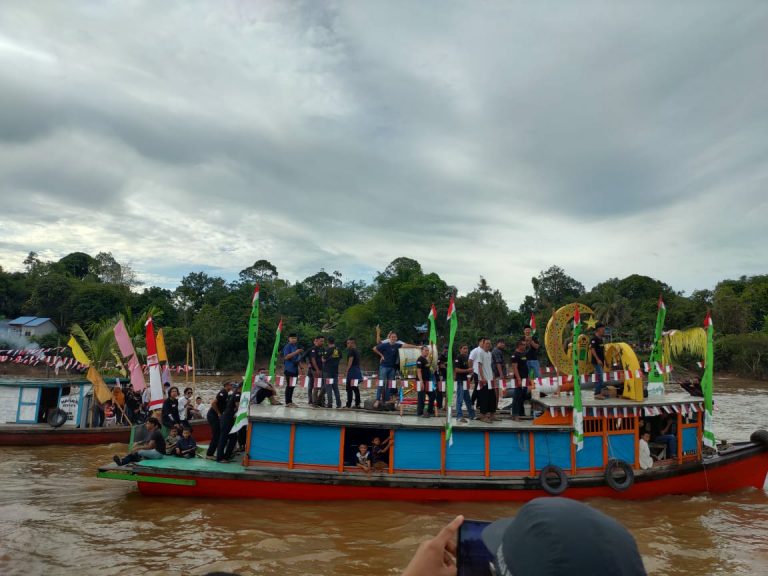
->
[[571, 306, 584, 451], [145, 317, 164, 412], [156, 328, 172, 385], [268, 318, 283, 383], [701, 310, 716, 448], [231, 285, 260, 435], [445, 296, 458, 446], [646, 295, 667, 397]]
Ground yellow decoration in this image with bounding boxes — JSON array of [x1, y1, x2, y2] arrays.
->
[[156, 328, 168, 363], [67, 335, 91, 366], [545, 303, 596, 376], [86, 366, 113, 404], [585, 316, 598, 330], [604, 343, 644, 401]]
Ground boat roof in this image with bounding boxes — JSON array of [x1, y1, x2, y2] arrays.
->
[[248, 404, 572, 431]]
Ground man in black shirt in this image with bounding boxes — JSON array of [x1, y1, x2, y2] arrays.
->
[[216, 384, 241, 462], [113, 417, 165, 465], [307, 336, 325, 406], [509, 340, 529, 420], [523, 325, 541, 379], [206, 381, 232, 458], [436, 348, 448, 410], [323, 337, 342, 408], [416, 346, 436, 417], [491, 339, 507, 416], [454, 344, 475, 422], [345, 338, 362, 408], [590, 323, 607, 399]]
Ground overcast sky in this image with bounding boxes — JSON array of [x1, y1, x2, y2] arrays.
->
[[0, 1, 766, 305]]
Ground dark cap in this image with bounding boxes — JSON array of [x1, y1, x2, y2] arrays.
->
[[482, 498, 646, 576], [595, 322, 605, 329]]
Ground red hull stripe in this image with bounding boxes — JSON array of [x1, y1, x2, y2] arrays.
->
[[137, 451, 768, 501]]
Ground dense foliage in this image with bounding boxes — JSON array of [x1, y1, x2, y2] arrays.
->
[[1, 253, 767, 377]]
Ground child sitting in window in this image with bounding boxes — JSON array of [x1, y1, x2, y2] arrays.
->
[[371, 436, 392, 471], [356, 443, 371, 473], [173, 427, 197, 458]]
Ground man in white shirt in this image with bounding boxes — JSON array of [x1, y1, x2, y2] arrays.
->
[[639, 431, 653, 470], [468, 337, 485, 412], [476, 339, 496, 423]]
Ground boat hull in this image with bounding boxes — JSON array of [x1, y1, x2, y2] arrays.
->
[[0, 419, 212, 446], [131, 442, 768, 501]]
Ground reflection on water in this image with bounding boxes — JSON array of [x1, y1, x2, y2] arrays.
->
[[0, 379, 766, 575]]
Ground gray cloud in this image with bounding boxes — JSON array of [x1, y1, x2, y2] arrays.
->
[[0, 1, 766, 304]]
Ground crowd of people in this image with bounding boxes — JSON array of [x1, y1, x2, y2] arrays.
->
[[275, 326, 547, 424]]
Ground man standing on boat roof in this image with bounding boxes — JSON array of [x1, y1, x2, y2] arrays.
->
[[416, 345, 436, 418], [590, 323, 607, 399], [323, 337, 342, 409], [344, 338, 362, 409], [475, 338, 496, 422], [372, 331, 419, 406], [491, 339, 507, 415], [307, 335, 325, 406], [282, 333, 303, 407], [523, 324, 541, 379]]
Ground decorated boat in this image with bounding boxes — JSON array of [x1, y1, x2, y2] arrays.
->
[[0, 377, 212, 446], [97, 292, 768, 501]]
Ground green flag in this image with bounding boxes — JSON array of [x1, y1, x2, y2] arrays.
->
[[428, 303, 438, 365], [572, 306, 584, 451], [268, 319, 283, 382], [701, 311, 716, 448], [647, 295, 667, 395], [445, 297, 457, 446], [231, 285, 260, 435]]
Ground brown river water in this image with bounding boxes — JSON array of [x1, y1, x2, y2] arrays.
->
[[0, 378, 766, 576]]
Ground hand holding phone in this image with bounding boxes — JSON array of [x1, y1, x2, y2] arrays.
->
[[457, 519, 494, 576]]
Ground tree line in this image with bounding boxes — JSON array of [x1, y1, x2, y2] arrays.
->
[[1, 251, 766, 377]]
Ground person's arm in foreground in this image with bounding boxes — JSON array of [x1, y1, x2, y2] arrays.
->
[[402, 515, 464, 576]]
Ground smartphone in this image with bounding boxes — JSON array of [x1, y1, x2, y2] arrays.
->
[[457, 519, 494, 576]]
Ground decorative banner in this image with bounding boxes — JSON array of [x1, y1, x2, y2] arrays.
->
[[701, 312, 716, 448], [572, 306, 584, 451], [145, 317, 164, 411], [232, 286, 260, 436], [268, 318, 283, 384], [67, 336, 91, 366], [86, 366, 113, 404], [646, 295, 667, 397]]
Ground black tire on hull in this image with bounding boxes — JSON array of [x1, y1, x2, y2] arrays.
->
[[539, 464, 568, 495], [49, 409, 68, 428], [750, 430, 768, 446], [605, 459, 634, 491]]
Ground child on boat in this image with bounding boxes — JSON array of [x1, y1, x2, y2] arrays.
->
[[371, 436, 392, 471], [356, 443, 371, 473], [165, 426, 180, 455], [173, 427, 197, 458], [639, 431, 653, 470]]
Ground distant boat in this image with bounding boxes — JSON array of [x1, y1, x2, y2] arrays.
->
[[0, 377, 211, 446]]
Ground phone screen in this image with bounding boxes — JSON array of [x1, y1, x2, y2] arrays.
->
[[457, 519, 494, 576]]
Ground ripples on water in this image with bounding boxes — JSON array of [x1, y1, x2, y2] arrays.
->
[[0, 380, 766, 575]]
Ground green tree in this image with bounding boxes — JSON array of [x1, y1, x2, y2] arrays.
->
[[530, 265, 585, 310]]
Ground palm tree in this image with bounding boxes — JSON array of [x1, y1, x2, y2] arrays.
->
[[70, 316, 120, 370]]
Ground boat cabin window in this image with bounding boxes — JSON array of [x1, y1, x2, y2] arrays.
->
[[344, 427, 391, 470]]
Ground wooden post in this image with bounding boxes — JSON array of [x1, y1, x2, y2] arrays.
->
[[185, 340, 190, 385], [338, 427, 346, 472], [440, 428, 446, 475], [288, 424, 296, 469], [529, 431, 536, 477], [484, 431, 490, 477], [388, 429, 395, 474]]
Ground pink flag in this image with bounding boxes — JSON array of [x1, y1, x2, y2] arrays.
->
[[114, 319, 135, 358], [129, 357, 146, 392]]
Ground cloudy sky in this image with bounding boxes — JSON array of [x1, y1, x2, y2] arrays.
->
[[0, 1, 766, 305]]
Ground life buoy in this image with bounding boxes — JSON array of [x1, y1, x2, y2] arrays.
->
[[539, 464, 568, 495], [605, 459, 634, 491], [49, 408, 68, 428]]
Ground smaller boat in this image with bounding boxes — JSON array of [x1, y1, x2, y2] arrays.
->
[[0, 377, 211, 446]]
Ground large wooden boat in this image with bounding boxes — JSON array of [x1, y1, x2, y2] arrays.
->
[[0, 378, 211, 446], [97, 391, 768, 500]]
